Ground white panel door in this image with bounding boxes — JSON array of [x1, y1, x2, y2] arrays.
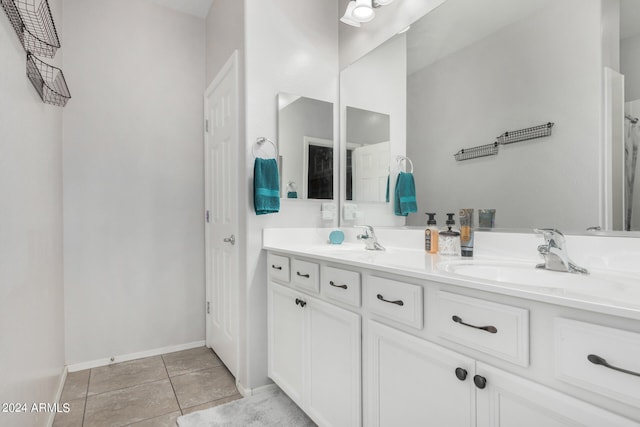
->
[[353, 141, 389, 202], [476, 363, 639, 427], [205, 51, 239, 377], [267, 282, 305, 405], [307, 297, 361, 427], [366, 320, 475, 427]]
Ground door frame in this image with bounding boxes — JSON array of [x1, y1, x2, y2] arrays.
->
[[204, 50, 240, 376]]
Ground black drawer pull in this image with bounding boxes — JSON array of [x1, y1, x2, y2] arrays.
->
[[295, 298, 307, 308], [271, 265, 282, 270], [296, 272, 310, 278], [588, 354, 640, 377], [329, 280, 348, 290], [473, 375, 487, 389], [377, 294, 404, 306], [452, 315, 497, 334], [455, 367, 468, 381]]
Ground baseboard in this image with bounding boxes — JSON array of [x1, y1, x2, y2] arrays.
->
[[236, 381, 277, 397], [47, 365, 68, 427], [66, 340, 205, 372]]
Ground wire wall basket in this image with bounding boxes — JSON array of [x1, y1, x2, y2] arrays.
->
[[496, 122, 554, 145], [454, 122, 554, 161], [1, 0, 60, 58], [454, 142, 498, 161], [26, 53, 71, 106]]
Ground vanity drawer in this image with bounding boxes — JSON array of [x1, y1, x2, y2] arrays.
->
[[555, 318, 640, 407], [268, 253, 290, 283], [321, 266, 361, 307], [291, 258, 320, 294], [367, 276, 423, 329], [435, 291, 529, 367]]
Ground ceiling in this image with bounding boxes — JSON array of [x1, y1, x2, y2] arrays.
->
[[151, 0, 213, 18]]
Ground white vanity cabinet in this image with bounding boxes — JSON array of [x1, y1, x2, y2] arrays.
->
[[265, 249, 640, 427], [267, 279, 361, 427]]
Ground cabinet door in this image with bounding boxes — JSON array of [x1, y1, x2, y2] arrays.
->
[[367, 321, 475, 427], [268, 282, 305, 405], [476, 363, 639, 427], [307, 297, 361, 427]]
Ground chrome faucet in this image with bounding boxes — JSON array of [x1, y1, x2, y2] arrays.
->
[[356, 225, 385, 251], [534, 228, 588, 274]]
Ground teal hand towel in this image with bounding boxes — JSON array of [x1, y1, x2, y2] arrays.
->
[[254, 158, 280, 215], [394, 172, 417, 216]]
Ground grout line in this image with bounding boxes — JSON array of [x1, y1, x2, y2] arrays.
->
[[81, 369, 91, 426], [165, 362, 224, 380], [162, 352, 184, 414], [181, 393, 243, 415]]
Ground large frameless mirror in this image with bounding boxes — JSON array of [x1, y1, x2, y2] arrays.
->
[[339, 0, 640, 233]]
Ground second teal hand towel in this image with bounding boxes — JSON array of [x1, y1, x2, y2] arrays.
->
[[394, 171, 417, 216]]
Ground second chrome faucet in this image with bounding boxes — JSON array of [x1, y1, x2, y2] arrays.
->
[[534, 228, 588, 274]]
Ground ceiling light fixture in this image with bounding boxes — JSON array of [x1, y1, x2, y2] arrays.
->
[[341, 0, 395, 27], [340, 1, 362, 27], [352, 0, 375, 22]]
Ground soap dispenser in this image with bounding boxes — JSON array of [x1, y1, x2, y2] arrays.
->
[[425, 213, 439, 254], [286, 181, 298, 199], [438, 213, 461, 256]]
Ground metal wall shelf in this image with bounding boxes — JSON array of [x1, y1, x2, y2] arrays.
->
[[454, 122, 554, 161], [26, 52, 70, 107], [1, 0, 60, 58]]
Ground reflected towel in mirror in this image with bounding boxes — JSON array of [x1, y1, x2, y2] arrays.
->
[[394, 172, 417, 216], [254, 158, 280, 215]]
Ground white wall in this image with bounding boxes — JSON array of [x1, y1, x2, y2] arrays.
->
[[622, 33, 640, 102], [0, 1, 65, 425], [206, 0, 245, 86], [405, 0, 603, 231], [62, 0, 206, 365], [243, 0, 339, 389], [341, 33, 407, 226]]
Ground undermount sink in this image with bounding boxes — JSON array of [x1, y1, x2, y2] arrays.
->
[[437, 260, 640, 298]]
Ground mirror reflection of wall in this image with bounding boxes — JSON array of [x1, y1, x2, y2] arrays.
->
[[340, 33, 407, 226], [277, 93, 334, 200], [405, 0, 606, 231], [621, 0, 640, 230], [346, 106, 390, 202]]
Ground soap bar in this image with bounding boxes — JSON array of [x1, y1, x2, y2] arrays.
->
[[329, 230, 345, 245]]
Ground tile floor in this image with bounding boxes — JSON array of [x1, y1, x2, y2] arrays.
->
[[53, 347, 241, 427]]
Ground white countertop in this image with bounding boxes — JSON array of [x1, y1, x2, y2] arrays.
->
[[263, 228, 640, 321]]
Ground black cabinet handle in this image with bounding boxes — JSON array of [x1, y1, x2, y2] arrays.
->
[[588, 354, 640, 377], [377, 294, 404, 306], [271, 265, 282, 270], [455, 367, 468, 381], [473, 375, 487, 389], [296, 272, 310, 278], [452, 315, 497, 334], [295, 298, 307, 308], [329, 280, 348, 290]]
